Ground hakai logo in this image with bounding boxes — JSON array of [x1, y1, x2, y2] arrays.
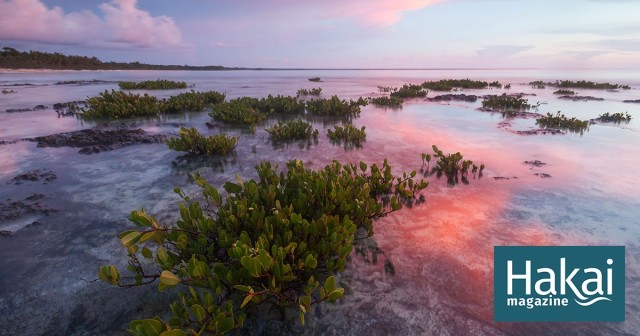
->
[[494, 246, 625, 322]]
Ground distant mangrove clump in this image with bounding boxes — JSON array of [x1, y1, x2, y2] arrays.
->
[[166, 127, 238, 155], [389, 84, 428, 98], [118, 80, 188, 90], [305, 96, 368, 118], [327, 124, 367, 142], [595, 112, 632, 123], [81, 90, 225, 119], [266, 119, 319, 141], [369, 96, 404, 107], [308, 77, 322, 82], [553, 89, 576, 95], [529, 80, 630, 90], [481, 94, 532, 111], [421, 79, 501, 91], [536, 111, 590, 133], [297, 88, 322, 96]]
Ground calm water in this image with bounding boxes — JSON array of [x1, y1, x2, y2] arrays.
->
[[1, 69, 639, 335]]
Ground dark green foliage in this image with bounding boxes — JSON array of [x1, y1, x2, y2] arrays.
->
[[529, 80, 630, 90], [0, 46, 232, 70], [305, 96, 368, 118], [166, 127, 237, 155], [426, 145, 485, 185], [259, 95, 306, 115], [553, 89, 576, 95], [266, 119, 319, 141], [536, 111, 589, 133], [99, 159, 427, 335], [369, 96, 403, 107], [377, 86, 393, 93], [421, 79, 493, 91], [482, 94, 532, 111], [82, 90, 162, 119], [596, 112, 632, 123], [488, 81, 502, 89], [390, 84, 427, 98], [297, 88, 322, 96], [119, 80, 188, 90], [529, 81, 546, 89], [327, 124, 366, 142], [81, 90, 225, 119], [308, 77, 321, 82], [210, 99, 266, 125], [164, 90, 226, 114], [553, 80, 630, 90], [504, 84, 511, 89]]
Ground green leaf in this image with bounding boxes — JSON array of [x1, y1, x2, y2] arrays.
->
[[359, 161, 367, 172], [223, 182, 243, 194], [191, 304, 206, 322], [241, 294, 252, 308], [233, 285, 252, 292], [120, 231, 142, 247], [217, 317, 235, 333], [160, 270, 181, 286], [324, 276, 336, 292], [304, 254, 317, 269], [327, 288, 344, 301], [141, 247, 153, 259], [160, 330, 186, 336]]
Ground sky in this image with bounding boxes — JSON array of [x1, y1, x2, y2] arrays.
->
[[1, 0, 639, 68]]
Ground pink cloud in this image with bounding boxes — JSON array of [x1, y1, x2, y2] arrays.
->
[[337, 0, 447, 26], [0, 0, 187, 49]]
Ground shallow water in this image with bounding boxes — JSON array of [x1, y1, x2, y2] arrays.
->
[[1, 69, 639, 335]]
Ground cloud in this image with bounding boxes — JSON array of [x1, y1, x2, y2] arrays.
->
[[0, 0, 187, 49], [335, 0, 447, 26]]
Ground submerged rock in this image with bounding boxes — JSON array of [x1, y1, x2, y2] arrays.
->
[[523, 160, 546, 167], [427, 94, 478, 102], [28, 128, 166, 154], [0, 195, 57, 222], [8, 169, 57, 185], [6, 105, 49, 113], [535, 173, 552, 178], [512, 128, 566, 135], [623, 99, 640, 103]]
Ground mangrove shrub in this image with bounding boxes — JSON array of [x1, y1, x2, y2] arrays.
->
[[100, 158, 428, 335], [166, 127, 238, 155]]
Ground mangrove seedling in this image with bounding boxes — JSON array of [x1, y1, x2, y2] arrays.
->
[[596, 112, 632, 123], [504, 84, 511, 89], [327, 124, 366, 142], [377, 86, 393, 93], [390, 84, 427, 98], [536, 111, 590, 133], [297, 88, 322, 96], [81, 89, 162, 119], [266, 119, 319, 141], [553, 89, 576, 95], [305, 96, 368, 119], [426, 145, 485, 185], [99, 158, 427, 335], [164, 90, 226, 114], [166, 127, 238, 155], [369, 96, 403, 108], [481, 94, 532, 111]]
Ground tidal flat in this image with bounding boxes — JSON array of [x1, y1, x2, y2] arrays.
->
[[1, 69, 639, 335]]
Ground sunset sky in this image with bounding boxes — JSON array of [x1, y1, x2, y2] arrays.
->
[[1, 0, 639, 68]]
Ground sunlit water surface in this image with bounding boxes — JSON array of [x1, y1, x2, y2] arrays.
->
[[1, 69, 639, 335]]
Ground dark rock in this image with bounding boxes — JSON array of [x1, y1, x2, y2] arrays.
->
[[384, 259, 396, 275], [512, 128, 566, 135], [0, 195, 58, 221], [557, 95, 604, 101], [53, 101, 85, 117], [427, 94, 478, 102], [33, 105, 48, 110], [623, 99, 640, 103], [0, 230, 13, 237], [535, 173, 552, 178], [28, 128, 166, 154], [6, 108, 31, 113], [205, 122, 218, 129], [524, 160, 546, 167], [493, 176, 518, 180], [8, 169, 57, 185], [54, 80, 113, 85]]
